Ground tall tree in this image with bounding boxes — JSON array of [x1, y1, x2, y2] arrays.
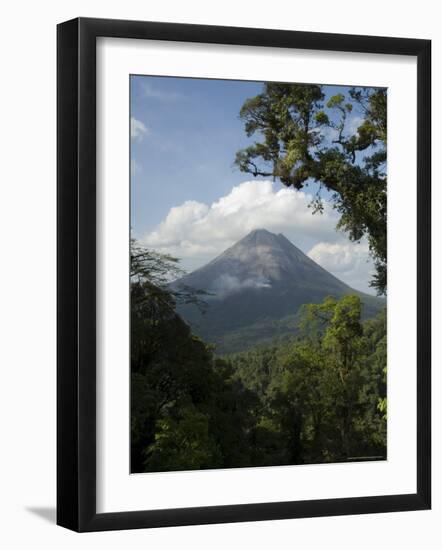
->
[[130, 239, 259, 472], [232, 295, 387, 464], [235, 84, 387, 294]]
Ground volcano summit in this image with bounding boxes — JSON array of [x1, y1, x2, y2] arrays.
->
[[175, 229, 383, 353]]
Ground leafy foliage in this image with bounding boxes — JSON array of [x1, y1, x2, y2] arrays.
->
[[130, 241, 259, 472], [130, 240, 386, 471], [235, 84, 387, 294], [231, 297, 387, 463]]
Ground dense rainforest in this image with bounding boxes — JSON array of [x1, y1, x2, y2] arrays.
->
[[130, 83, 387, 473], [130, 242, 387, 473]]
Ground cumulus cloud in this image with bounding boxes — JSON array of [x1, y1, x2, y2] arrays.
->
[[143, 180, 338, 257], [141, 180, 375, 293], [308, 241, 375, 293], [211, 274, 271, 299], [131, 117, 148, 140], [320, 125, 339, 143], [345, 115, 364, 137]]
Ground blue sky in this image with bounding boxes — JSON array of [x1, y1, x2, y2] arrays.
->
[[130, 76, 378, 294], [131, 77, 266, 234]]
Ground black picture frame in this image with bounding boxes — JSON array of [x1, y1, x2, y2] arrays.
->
[[57, 17, 431, 532]]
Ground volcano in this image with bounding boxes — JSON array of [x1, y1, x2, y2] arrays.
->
[[175, 229, 384, 353]]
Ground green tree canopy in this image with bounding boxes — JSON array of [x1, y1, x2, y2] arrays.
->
[[130, 243, 386, 472], [231, 295, 387, 464], [130, 239, 260, 472], [235, 84, 387, 294]]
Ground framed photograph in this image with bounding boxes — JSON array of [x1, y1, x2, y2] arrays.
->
[[57, 17, 431, 532]]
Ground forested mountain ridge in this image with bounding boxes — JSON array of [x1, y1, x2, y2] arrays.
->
[[130, 83, 388, 473], [130, 240, 387, 472], [175, 229, 384, 353]]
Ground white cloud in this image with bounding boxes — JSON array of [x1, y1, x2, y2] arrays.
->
[[142, 83, 185, 101], [211, 274, 271, 299], [320, 125, 339, 143], [345, 115, 364, 137], [308, 241, 375, 293], [142, 180, 338, 257], [141, 180, 375, 293], [131, 117, 148, 140]]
